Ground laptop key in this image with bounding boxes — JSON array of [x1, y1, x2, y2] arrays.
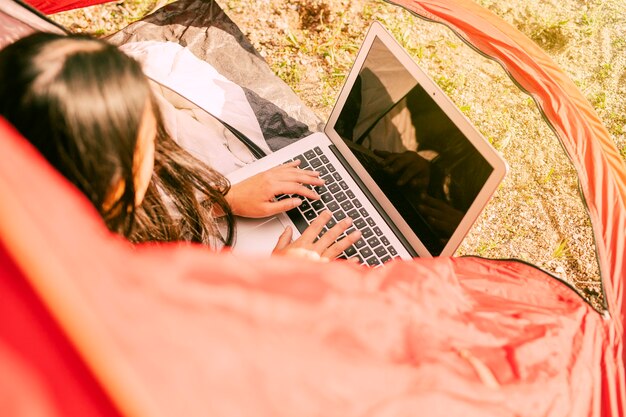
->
[[366, 217, 376, 227], [303, 209, 317, 221], [335, 191, 347, 202], [339, 181, 349, 190], [300, 200, 311, 211], [314, 185, 327, 194], [354, 218, 367, 229], [354, 238, 366, 249], [380, 255, 392, 264], [367, 236, 381, 248], [359, 208, 368, 217], [366, 256, 381, 266], [373, 226, 383, 236], [312, 200, 325, 211], [332, 172, 342, 181], [321, 155, 330, 164], [285, 208, 309, 234], [310, 158, 322, 168], [334, 211, 347, 221], [340, 200, 354, 211], [304, 150, 316, 159], [294, 154, 306, 165], [347, 190, 356, 199], [328, 183, 341, 193], [317, 167, 328, 176], [359, 247, 374, 259], [344, 246, 357, 257], [327, 163, 336, 172], [388, 246, 398, 256], [326, 218, 336, 228], [327, 201, 340, 212], [374, 245, 387, 257], [322, 174, 335, 184], [321, 193, 333, 203], [314, 146, 323, 155], [346, 209, 360, 220], [381, 236, 390, 246], [362, 227, 374, 239], [354, 199, 362, 208]]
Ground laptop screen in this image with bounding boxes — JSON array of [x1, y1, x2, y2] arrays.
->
[[331, 36, 494, 256]]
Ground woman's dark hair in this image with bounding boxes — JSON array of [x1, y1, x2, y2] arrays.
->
[[0, 32, 234, 246]]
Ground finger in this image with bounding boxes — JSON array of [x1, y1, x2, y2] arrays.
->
[[272, 227, 293, 252], [281, 160, 301, 168], [276, 164, 321, 176], [274, 183, 320, 200], [259, 198, 303, 217], [322, 229, 362, 259], [271, 163, 313, 178], [299, 210, 333, 241], [314, 216, 353, 249], [277, 163, 323, 181], [279, 170, 325, 185]]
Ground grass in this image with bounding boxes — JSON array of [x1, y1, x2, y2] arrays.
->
[[552, 239, 571, 260]]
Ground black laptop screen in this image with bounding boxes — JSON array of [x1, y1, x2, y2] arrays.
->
[[331, 36, 494, 256]]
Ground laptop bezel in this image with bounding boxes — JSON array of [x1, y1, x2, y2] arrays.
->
[[324, 21, 508, 257]]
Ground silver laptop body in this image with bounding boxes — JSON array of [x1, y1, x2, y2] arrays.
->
[[228, 22, 507, 264]]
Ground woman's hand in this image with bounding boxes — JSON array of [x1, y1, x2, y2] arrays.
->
[[226, 160, 324, 218], [272, 210, 362, 261]]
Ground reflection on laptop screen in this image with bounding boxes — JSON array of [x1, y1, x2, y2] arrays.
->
[[332, 37, 494, 256]]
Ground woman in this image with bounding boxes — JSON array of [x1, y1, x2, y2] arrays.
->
[[0, 32, 360, 260]]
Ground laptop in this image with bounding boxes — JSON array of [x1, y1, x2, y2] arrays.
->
[[227, 21, 507, 264]]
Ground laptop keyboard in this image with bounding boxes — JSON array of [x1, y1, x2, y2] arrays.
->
[[276, 146, 400, 266]]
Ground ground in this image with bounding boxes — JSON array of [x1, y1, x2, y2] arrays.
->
[[51, 0, 626, 310]]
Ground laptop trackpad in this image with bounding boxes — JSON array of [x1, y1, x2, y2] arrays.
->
[[232, 216, 289, 257]]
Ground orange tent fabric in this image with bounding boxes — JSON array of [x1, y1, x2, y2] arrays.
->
[[3, 0, 626, 415]]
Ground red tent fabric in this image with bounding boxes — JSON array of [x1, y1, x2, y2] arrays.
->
[[2, 0, 625, 416], [23, 0, 108, 14], [0, 240, 125, 417], [0, 114, 619, 416], [0, 116, 612, 417]]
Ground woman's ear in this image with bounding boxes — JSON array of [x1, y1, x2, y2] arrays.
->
[[132, 104, 157, 207], [102, 177, 126, 214]]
